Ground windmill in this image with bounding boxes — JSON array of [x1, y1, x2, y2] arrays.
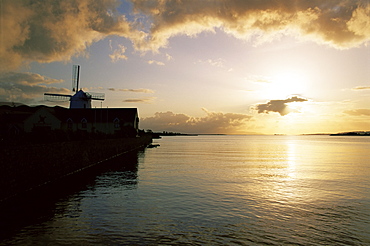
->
[[44, 65, 105, 109]]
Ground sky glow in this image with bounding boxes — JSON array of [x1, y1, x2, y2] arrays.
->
[[0, 0, 369, 134]]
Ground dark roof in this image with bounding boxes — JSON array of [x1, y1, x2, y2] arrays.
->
[[55, 108, 138, 123], [0, 105, 138, 124]]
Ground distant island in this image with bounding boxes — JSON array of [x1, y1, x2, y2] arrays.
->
[[158, 131, 198, 136], [151, 131, 227, 137], [329, 131, 370, 136], [145, 130, 198, 138]]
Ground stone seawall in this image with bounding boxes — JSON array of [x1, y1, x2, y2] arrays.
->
[[0, 135, 152, 202]]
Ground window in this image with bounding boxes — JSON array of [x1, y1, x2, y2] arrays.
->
[[67, 118, 73, 129], [81, 118, 87, 128], [113, 118, 120, 128]]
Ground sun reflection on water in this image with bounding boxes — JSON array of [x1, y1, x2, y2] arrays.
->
[[286, 141, 297, 180], [1, 135, 369, 245], [252, 138, 306, 212]]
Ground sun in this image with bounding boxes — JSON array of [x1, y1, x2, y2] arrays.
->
[[266, 70, 309, 98]]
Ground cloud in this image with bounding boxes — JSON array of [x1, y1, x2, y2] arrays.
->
[[0, 0, 145, 71], [87, 86, 105, 91], [0, 72, 70, 103], [123, 97, 157, 103], [109, 44, 128, 62], [351, 86, 370, 90], [148, 60, 165, 66], [2, 0, 369, 72], [255, 96, 308, 116], [195, 58, 235, 72], [140, 108, 252, 133], [344, 109, 370, 116], [0, 72, 63, 85], [108, 88, 155, 93], [196, 58, 226, 68], [166, 53, 173, 61], [132, 0, 370, 51], [246, 75, 272, 84]]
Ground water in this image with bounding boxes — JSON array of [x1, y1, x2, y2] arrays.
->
[[1, 135, 369, 245]]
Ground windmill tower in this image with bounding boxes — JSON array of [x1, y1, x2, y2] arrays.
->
[[44, 65, 105, 109]]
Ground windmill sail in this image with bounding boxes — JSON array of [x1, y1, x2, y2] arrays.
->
[[87, 92, 105, 101], [44, 65, 105, 108], [72, 65, 80, 92], [44, 93, 72, 101]]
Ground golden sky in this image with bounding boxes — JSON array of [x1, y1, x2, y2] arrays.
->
[[0, 0, 369, 134]]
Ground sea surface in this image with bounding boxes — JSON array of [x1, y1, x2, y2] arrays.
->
[[0, 135, 369, 245]]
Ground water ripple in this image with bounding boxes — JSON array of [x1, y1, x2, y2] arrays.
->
[[1, 135, 369, 245]]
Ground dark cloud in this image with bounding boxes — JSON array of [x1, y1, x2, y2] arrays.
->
[[2, 0, 369, 72], [344, 109, 370, 116], [140, 108, 252, 133], [0, 0, 144, 71], [123, 97, 156, 103], [0, 72, 69, 103], [0, 72, 63, 85], [132, 0, 370, 51], [255, 96, 308, 116]]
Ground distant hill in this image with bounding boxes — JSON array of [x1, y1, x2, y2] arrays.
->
[[0, 102, 25, 107]]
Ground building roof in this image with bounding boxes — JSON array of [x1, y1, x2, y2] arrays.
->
[[0, 105, 138, 124], [55, 108, 138, 123]]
